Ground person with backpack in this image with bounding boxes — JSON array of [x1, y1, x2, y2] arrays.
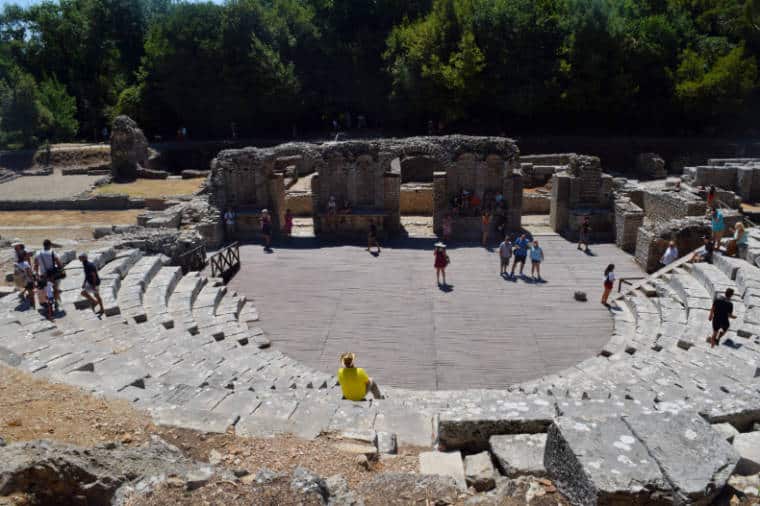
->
[[14, 251, 35, 308], [434, 242, 449, 286], [79, 253, 104, 314], [34, 239, 63, 310]]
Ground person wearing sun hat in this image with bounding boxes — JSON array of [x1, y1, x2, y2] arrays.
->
[[434, 241, 449, 286], [337, 352, 383, 401]]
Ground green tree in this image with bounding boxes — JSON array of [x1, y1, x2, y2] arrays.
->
[[37, 77, 78, 140]]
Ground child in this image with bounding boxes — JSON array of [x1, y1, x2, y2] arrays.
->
[[530, 240, 544, 281]]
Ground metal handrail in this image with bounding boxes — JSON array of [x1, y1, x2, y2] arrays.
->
[[179, 244, 207, 274], [617, 277, 645, 293], [210, 242, 240, 280]]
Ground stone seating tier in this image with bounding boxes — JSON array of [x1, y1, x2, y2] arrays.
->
[[1, 244, 760, 504]]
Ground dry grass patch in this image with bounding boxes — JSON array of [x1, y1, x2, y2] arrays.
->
[[93, 178, 203, 198]]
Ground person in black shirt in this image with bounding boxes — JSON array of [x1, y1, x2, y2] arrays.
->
[[367, 219, 381, 254], [708, 288, 736, 348], [689, 236, 714, 264], [79, 253, 104, 314]]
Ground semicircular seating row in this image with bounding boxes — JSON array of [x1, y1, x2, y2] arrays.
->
[[1, 244, 759, 500]]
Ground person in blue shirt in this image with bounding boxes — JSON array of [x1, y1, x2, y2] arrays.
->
[[510, 233, 530, 278], [529, 240, 544, 281], [711, 208, 725, 249]]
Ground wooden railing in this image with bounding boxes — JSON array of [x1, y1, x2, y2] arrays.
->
[[210, 242, 240, 281], [179, 244, 207, 274]]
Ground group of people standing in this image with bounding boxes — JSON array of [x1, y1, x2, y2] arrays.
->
[[498, 234, 544, 280], [12, 240, 103, 319]]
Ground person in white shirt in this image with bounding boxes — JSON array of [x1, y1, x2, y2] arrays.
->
[[14, 253, 35, 307], [660, 241, 679, 266], [34, 239, 62, 308], [498, 236, 512, 276]]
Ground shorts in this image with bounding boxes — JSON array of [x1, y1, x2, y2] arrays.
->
[[514, 254, 526, 264], [712, 319, 730, 332], [500, 257, 510, 267], [24, 281, 34, 291], [262, 224, 272, 235], [83, 281, 100, 294], [604, 281, 613, 290], [531, 259, 541, 265]]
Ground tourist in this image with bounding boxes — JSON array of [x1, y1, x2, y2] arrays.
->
[[499, 235, 512, 276], [578, 216, 591, 252], [530, 240, 544, 281], [79, 253, 104, 314], [37, 278, 54, 320], [660, 241, 679, 266], [707, 288, 736, 348], [689, 236, 714, 264], [727, 222, 748, 258], [711, 208, 725, 249], [367, 219, 381, 254], [510, 233, 530, 278], [442, 214, 452, 242], [12, 243, 28, 294], [224, 208, 236, 240], [434, 242, 449, 286], [327, 195, 337, 215], [12, 242, 26, 263], [601, 264, 615, 306], [261, 209, 273, 250], [34, 239, 63, 309], [707, 185, 716, 208], [14, 252, 35, 308], [337, 352, 383, 401], [481, 211, 490, 247], [283, 209, 294, 238]]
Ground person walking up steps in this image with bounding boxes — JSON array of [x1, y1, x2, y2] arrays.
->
[[34, 239, 63, 310], [530, 240, 544, 281], [79, 253, 104, 314], [510, 234, 530, 278], [337, 352, 383, 400], [601, 264, 615, 306], [707, 288, 736, 348], [434, 242, 449, 286], [499, 235, 512, 276]]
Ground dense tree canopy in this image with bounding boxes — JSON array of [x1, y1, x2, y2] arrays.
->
[[1, 0, 759, 147]]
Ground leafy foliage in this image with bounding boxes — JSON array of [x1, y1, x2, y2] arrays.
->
[[0, 0, 759, 146]]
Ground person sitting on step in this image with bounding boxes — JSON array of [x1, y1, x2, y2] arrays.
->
[[337, 352, 383, 401]]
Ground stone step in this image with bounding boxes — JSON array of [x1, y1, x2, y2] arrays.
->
[[116, 256, 163, 323], [143, 265, 183, 327], [167, 272, 207, 333]]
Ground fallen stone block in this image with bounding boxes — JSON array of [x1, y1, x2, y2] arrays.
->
[[733, 431, 760, 476], [419, 451, 466, 490], [545, 416, 669, 506], [489, 433, 547, 478], [624, 411, 739, 504], [437, 396, 554, 450], [464, 451, 495, 492], [712, 423, 739, 443]]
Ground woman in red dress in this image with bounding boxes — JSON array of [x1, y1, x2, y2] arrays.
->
[[434, 242, 449, 286]]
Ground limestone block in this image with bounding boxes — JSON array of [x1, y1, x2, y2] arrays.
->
[[464, 451, 495, 492], [625, 412, 739, 503], [419, 451, 466, 490], [733, 432, 760, 476], [712, 423, 740, 443], [437, 395, 554, 450], [489, 433, 547, 478]]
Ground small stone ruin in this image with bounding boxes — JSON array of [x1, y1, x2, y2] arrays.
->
[[110, 115, 149, 181], [550, 155, 614, 240]]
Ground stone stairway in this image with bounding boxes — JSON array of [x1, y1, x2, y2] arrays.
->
[[1, 244, 760, 504]]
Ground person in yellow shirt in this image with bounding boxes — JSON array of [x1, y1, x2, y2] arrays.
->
[[337, 352, 383, 401]]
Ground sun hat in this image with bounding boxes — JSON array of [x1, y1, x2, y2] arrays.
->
[[340, 352, 356, 368], [434, 242, 446, 248], [262, 208, 269, 214]]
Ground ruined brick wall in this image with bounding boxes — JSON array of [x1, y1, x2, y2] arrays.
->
[[641, 191, 706, 225], [634, 217, 710, 272], [614, 198, 644, 252]]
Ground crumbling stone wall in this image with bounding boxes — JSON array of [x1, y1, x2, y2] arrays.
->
[[550, 155, 614, 240], [110, 115, 149, 180], [682, 158, 760, 202], [614, 198, 644, 252], [208, 135, 521, 240], [634, 217, 710, 272], [641, 191, 706, 225]]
